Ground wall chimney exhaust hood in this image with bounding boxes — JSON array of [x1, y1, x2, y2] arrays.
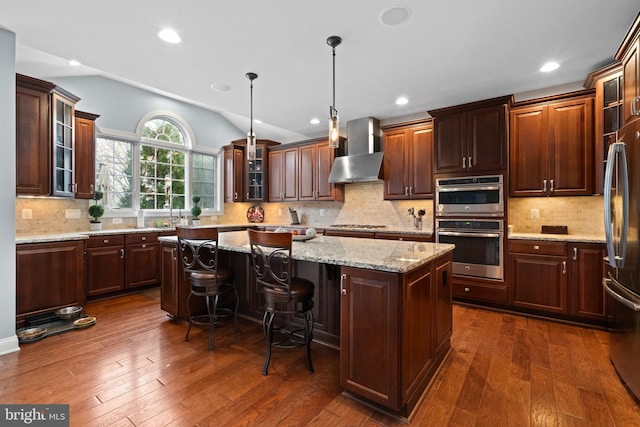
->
[[328, 117, 383, 183]]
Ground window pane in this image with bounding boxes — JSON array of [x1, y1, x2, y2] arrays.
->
[[141, 118, 185, 145], [139, 144, 186, 209], [192, 153, 216, 209], [95, 138, 133, 209]]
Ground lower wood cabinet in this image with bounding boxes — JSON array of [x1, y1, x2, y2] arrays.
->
[[85, 233, 159, 297], [16, 240, 85, 328], [340, 254, 452, 416], [508, 239, 606, 324]]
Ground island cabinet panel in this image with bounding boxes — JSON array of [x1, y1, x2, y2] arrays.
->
[[340, 253, 453, 417], [569, 243, 607, 321], [124, 233, 159, 288], [16, 240, 85, 327], [160, 242, 180, 316], [85, 235, 125, 296]]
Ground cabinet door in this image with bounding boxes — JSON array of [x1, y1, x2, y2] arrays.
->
[[340, 267, 400, 410], [85, 246, 125, 296], [570, 244, 606, 320], [267, 149, 283, 201], [511, 254, 568, 314], [383, 129, 410, 199], [224, 146, 244, 202], [160, 243, 180, 316], [468, 105, 506, 171], [16, 86, 49, 195], [409, 125, 434, 197], [622, 38, 639, 124], [434, 257, 452, 355], [548, 97, 594, 196], [74, 113, 98, 199], [16, 241, 84, 318], [125, 243, 160, 288], [282, 146, 298, 201], [298, 144, 316, 200], [434, 112, 466, 173], [315, 143, 341, 200], [510, 105, 549, 196], [51, 93, 75, 197]]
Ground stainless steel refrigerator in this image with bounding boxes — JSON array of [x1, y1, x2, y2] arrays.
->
[[603, 118, 640, 400]]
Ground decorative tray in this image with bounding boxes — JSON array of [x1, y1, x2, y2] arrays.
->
[[17, 315, 96, 343]]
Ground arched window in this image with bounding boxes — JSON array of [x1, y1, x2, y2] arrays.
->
[[95, 111, 219, 216]]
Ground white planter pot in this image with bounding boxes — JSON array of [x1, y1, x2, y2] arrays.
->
[[89, 222, 102, 231], [192, 219, 201, 226]]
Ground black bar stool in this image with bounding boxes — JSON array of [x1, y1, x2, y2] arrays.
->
[[177, 227, 240, 349], [248, 229, 315, 375]]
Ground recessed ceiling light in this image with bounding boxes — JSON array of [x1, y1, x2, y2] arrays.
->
[[68, 59, 81, 67], [210, 83, 230, 92], [310, 118, 320, 125], [157, 28, 181, 44], [396, 96, 409, 105], [379, 5, 413, 26], [540, 62, 560, 72]]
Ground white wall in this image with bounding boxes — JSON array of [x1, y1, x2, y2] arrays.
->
[[0, 28, 19, 355]]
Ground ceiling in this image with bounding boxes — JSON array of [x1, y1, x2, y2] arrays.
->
[[1, 1, 638, 143]]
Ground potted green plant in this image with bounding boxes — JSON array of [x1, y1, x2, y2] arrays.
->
[[191, 196, 202, 226], [88, 191, 105, 231]]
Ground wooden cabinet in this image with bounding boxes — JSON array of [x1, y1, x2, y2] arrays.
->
[[429, 96, 511, 175], [225, 139, 280, 202], [224, 144, 245, 202], [51, 92, 77, 197], [510, 240, 568, 314], [268, 145, 298, 201], [85, 234, 126, 296], [508, 239, 606, 324], [16, 240, 85, 328], [382, 121, 434, 199], [74, 111, 100, 199], [340, 254, 452, 416], [85, 233, 159, 297], [569, 243, 606, 321], [585, 63, 624, 193], [298, 139, 343, 201], [615, 14, 640, 125], [160, 241, 187, 317], [510, 91, 594, 197]]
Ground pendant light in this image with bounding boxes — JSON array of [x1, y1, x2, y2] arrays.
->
[[246, 72, 258, 160], [327, 35, 342, 148]]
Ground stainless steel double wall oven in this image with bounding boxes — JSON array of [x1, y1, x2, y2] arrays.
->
[[435, 175, 505, 281]]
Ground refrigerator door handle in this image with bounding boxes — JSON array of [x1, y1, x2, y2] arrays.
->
[[603, 278, 640, 311], [604, 142, 629, 268]]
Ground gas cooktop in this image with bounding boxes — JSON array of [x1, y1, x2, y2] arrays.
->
[[329, 224, 387, 229]]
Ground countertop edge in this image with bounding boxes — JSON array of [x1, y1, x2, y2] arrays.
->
[[508, 232, 605, 243]]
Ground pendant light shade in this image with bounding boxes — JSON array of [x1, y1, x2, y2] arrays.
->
[[327, 36, 342, 148], [246, 72, 258, 160]]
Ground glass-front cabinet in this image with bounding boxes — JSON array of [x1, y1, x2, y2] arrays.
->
[[52, 93, 76, 197], [247, 144, 265, 201], [224, 139, 279, 202]]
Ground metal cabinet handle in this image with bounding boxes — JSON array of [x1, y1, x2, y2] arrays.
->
[[405, 187, 409, 196], [543, 179, 547, 193], [120, 248, 125, 259], [573, 247, 577, 261], [409, 186, 413, 196], [340, 273, 347, 295], [562, 261, 566, 274], [234, 192, 238, 200], [468, 156, 472, 168], [90, 184, 94, 195], [172, 248, 177, 261], [464, 287, 470, 292], [462, 157, 466, 168], [550, 179, 555, 192]]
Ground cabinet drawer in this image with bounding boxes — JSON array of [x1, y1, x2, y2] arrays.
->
[[86, 234, 125, 248], [125, 233, 158, 244], [453, 282, 508, 304], [509, 240, 567, 256], [375, 232, 434, 242]]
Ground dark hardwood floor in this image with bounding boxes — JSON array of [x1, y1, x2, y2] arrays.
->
[[1, 289, 639, 426]]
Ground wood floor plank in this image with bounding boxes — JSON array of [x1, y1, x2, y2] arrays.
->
[[2, 290, 640, 426]]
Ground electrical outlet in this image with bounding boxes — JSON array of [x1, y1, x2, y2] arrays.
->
[[320, 209, 325, 217], [530, 208, 540, 219], [65, 209, 81, 219], [112, 217, 123, 224], [21, 209, 32, 219]]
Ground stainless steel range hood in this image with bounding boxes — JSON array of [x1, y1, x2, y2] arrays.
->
[[328, 117, 383, 183]]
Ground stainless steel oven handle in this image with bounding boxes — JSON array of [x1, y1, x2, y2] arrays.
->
[[603, 278, 640, 311], [437, 231, 501, 238], [436, 185, 501, 192]]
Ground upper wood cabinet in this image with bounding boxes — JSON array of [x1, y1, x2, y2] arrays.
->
[[585, 62, 623, 194], [74, 111, 100, 199], [224, 139, 279, 203], [615, 12, 640, 125], [382, 120, 434, 200], [16, 74, 81, 197], [510, 91, 594, 197], [268, 145, 298, 202], [429, 95, 511, 175]]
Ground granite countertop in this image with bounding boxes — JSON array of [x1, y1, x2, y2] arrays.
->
[[160, 231, 453, 274], [508, 232, 605, 243]]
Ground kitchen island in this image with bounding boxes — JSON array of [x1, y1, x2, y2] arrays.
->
[[160, 230, 454, 422]]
